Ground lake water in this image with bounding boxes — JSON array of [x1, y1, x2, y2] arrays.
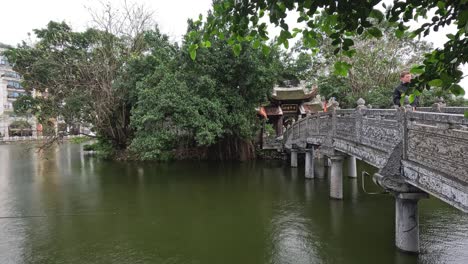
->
[[0, 143, 466, 264]]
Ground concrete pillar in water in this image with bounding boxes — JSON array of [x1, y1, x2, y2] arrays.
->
[[348, 155, 357, 178], [326, 157, 332, 178], [291, 165, 298, 181], [315, 154, 326, 179], [290, 149, 298, 168], [395, 192, 428, 253], [329, 156, 344, 199], [305, 147, 314, 179], [350, 177, 358, 201]]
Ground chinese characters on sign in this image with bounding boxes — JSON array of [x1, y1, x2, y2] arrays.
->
[[281, 104, 297, 113]]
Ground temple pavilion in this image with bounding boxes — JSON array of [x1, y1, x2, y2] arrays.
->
[[259, 81, 322, 137]]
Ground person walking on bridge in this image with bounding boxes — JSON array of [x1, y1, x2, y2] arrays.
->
[[393, 71, 418, 109]]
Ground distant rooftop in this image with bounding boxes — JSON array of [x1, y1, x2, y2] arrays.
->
[[271, 80, 318, 101]]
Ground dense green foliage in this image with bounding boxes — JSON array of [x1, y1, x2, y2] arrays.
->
[[4, 1, 467, 160], [4, 21, 136, 148], [419, 87, 468, 107], [129, 22, 279, 160], [191, 0, 467, 98], [82, 143, 97, 151], [5, 17, 280, 160], [69, 136, 91, 144], [313, 21, 433, 108]]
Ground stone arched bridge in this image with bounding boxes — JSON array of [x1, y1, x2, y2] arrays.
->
[[282, 102, 468, 253]]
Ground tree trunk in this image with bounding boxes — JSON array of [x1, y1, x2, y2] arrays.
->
[[208, 136, 256, 161]]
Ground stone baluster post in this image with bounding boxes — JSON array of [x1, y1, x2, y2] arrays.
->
[[329, 155, 344, 199], [403, 96, 414, 112], [355, 98, 366, 144]]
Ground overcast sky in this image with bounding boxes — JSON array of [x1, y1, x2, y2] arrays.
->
[[0, 0, 213, 45], [1, 0, 466, 94]]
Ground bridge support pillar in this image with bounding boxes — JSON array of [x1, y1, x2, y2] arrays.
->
[[395, 192, 429, 253], [290, 149, 298, 168], [326, 157, 331, 178], [305, 148, 314, 179], [329, 156, 344, 199], [348, 156, 357, 178], [315, 155, 326, 179]]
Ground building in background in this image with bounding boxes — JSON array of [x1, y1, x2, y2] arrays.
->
[[0, 47, 37, 140], [259, 81, 322, 137], [1, 46, 91, 141]]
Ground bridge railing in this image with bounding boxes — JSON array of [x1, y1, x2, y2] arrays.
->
[[284, 112, 332, 147], [357, 109, 401, 153], [285, 108, 402, 156], [335, 109, 358, 143], [285, 107, 468, 164], [283, 102, 468, 212], [417, 106, 468, 115], [403, 111, 468, 211]]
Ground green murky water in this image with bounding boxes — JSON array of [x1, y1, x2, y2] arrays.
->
[[0, 143, 466, 264]]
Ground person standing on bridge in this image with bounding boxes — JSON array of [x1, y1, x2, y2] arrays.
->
[[393, 71, 418, 109]]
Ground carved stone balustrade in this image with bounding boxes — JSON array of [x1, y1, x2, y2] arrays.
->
[[283, 105, 468, 212]]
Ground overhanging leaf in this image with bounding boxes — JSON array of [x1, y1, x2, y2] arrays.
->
[[367, 27, 383, 38], [395, 29, 404, 38], [369, 9, 384, 22], [450, 84, 465, 96], [262, 44, 270, 56], [252, 39, 261, 49], [410, 65, 425, 75], [400, 95, 405, 106], [437, 1, 446, 9], [218, 32, 225, 40], [189, 44, 198, 61], [343, 38, 354, 47], [334, 61, 351, 76], [428, 79, 443, 87], [233, 44, 242, 56], [190, 49, 196, 60]]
